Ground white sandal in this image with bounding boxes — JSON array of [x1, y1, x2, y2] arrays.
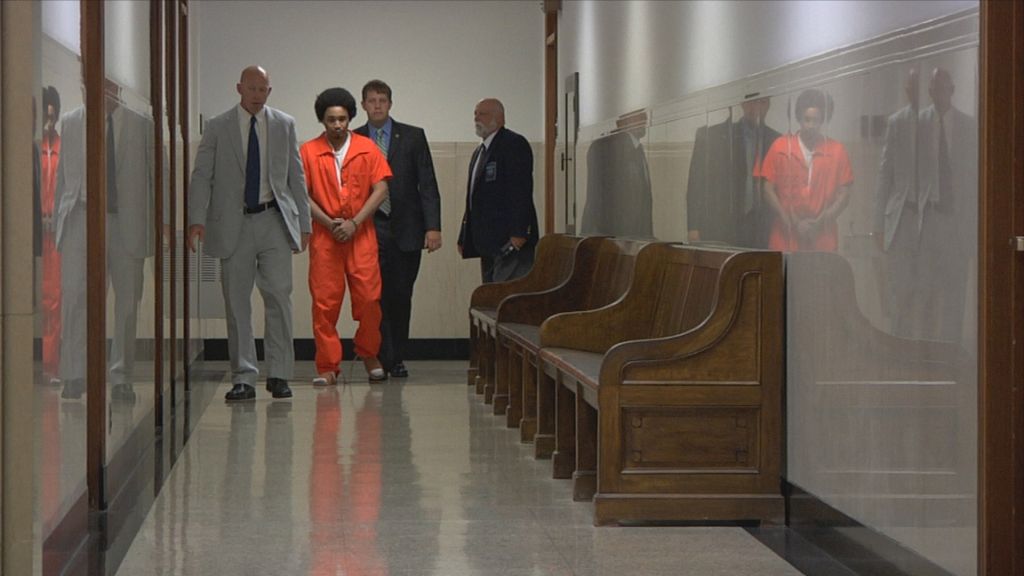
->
[[313, 372, 337, 387]]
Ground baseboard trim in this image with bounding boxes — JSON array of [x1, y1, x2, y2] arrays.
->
[[202, 338, 469, 362], [746, 481, 960, 576]]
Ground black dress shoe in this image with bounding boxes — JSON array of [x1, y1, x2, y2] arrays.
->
[[266, 378, 293, 399], [389, 362, 409, 378], [112, 383, 137, 404], [225, 383, 256, 402]]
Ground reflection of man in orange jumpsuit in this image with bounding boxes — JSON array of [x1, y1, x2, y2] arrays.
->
[[759, 88, 853, 252], [40, 86, 62, 382], [301, 88, 391, 385]]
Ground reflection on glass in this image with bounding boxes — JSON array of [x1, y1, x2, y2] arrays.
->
[[686, 98, 781, 247], [38, 0, 89, 565], [580, 111, 653, 238], [761, 89, 853, 252], [104, 78, 154, 407], [786, 54, 978, 576], [41, 86, 64, 385], [55, 84, 88, 401], [878, 67, 977, 342]]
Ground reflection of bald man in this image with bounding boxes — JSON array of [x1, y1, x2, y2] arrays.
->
[[914, 67, 977, 342], [55, 80, 157, 400], [189, 66, 312, 401], [876, 69, 922, 337]]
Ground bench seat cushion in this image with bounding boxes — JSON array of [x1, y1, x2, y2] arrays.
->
[[498, 322, 541, 352], [538, 347, 603, 389]]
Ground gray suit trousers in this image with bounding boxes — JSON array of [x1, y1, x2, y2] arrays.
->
[[221, 209, 295, 385]]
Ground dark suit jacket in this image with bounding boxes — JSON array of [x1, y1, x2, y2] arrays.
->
[[355, 119, 441, 252], [458, 126, 538, 259], [686, 118, 780, 246], [580, 131, 653, 238]]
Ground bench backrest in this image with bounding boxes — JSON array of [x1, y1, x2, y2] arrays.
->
[[470, 233, 583, 309], [649, 245, 736, 339], [581, 238, 649, 310]]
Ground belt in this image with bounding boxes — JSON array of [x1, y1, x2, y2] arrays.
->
[[243, 199, 278, 214]]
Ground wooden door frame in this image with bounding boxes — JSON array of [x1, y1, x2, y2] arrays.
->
[[82, 0, 108, 511], [979, 0, 1024, 574]]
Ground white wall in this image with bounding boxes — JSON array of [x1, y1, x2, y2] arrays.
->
[[192, 0, 547, 341], [195, 0, 545, 142], [561, 0, 977, 127]]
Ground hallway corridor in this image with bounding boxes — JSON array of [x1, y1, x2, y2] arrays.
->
[[112, 361, 804, 575]]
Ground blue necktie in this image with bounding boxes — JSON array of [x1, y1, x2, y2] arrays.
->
[[245, 115, 260, 210], [375, 128, 391, 216]]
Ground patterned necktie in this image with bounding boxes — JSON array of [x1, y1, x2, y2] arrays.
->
[[375, 128, 391, 216], [107, 113, 118, 213], [937, 113, 952, 208], [469, 143, 485, 210], [245, 115, 260, 210]]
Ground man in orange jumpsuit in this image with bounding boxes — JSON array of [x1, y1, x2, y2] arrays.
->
[[40, 86, 62, 383], [759, 88, 853, 252], [301, 88, 391, 384]]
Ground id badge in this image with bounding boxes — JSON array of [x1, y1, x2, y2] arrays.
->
[[484, 161, 497, 182]]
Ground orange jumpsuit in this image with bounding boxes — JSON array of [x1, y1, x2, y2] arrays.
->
[[40, 132, 62, 378], [301, 132, 392, 375]]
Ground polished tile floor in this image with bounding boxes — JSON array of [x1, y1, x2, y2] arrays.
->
[[114, 361, 805, 576]]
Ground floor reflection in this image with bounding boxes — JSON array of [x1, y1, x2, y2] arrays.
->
[[114, 361, 803, 576]]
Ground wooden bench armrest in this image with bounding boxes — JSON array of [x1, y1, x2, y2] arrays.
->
[[496, 269, 601, 324], [470, 271, 556, 309], [537, 243, 675, 351], [598, 253, 783, 389]]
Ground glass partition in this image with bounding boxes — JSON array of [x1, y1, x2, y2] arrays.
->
[[36, 0, 88, 567], [785, 50, 978, 576], [103, 0, 155, 477], [566, 13, 978, 575]]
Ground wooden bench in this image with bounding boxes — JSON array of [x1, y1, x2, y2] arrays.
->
[[493, 237, 648, 453], [536, 243, 784, 526], [467, 233, 583, 404]]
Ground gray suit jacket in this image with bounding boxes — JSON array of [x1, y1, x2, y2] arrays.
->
[[189, 105, 311, 258], [55, 106, 156, 258], [918, 105, 977, 208], [875, 104, 918, 251]]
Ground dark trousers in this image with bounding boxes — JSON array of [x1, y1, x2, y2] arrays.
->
[[375, 214, 422, 370]]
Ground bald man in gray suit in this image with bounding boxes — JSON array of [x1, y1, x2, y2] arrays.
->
[[188, 65, 311, 401], [55, 81, 157, 401]]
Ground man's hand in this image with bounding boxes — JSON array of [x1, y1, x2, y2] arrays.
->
[[162, 224, 174, 249], [336, 219, 357, 242], [509, 236, 527, 249], [330, 218, 347, 243], [424, 230, 442, 253], [187, 224, 205, 253], [457, 243, 463, 256], [295, 232, 310, 254]]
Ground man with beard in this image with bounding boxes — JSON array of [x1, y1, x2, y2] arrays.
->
[[458, 98, 538, 283]]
